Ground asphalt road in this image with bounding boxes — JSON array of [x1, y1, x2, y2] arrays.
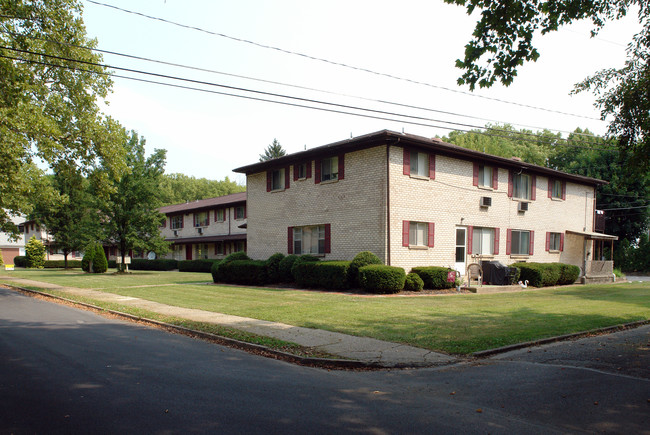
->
[[1, 287, 648, 434]]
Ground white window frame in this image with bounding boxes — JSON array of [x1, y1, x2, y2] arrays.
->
[[472, 227, 495, 255], [293, 225, 326, 255], [170, 215, 183, 230], [513, 173, 532, 200], [321, 157, 339, 182], [511, 230, 530, 255], [409, 221, 428, 247], [410, 151, 429, 177]]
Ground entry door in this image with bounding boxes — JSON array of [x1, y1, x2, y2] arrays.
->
[[185, 245, 192, 260], [455, 227, 467, 275]]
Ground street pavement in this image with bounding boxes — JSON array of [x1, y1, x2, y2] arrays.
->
[[1, 287, 648, 434]]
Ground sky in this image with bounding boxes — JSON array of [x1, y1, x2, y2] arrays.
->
[[80, 0, 640, 185]]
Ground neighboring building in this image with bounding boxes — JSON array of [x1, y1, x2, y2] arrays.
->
[[158, 192, 247, 261], [234, 130, 617, 282], [21, 219, 83, 261], [1, 214, 25, 265]]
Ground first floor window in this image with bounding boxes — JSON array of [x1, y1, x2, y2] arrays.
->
[[510, 230, 532, 255], [234, 241, 246, 253], [172, 245, 184, 261], [215, 242, 224, 256], [194, 211, 209, 227], [402, 221, 434, 248], [235, 206, 246, 220], [294, 225, 325, 255], [321, 156, 339, 182], [195, 244, 209, 259], [471, 227, 495, 255], [170, 215, 183, 229], [547, 232, 564, 251]]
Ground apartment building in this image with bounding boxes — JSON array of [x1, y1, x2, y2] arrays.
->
[[234, 130, 617, 282]]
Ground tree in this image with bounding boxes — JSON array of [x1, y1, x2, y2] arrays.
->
[[158, 174, 245, 205], [31, 162, 98, 268], [0, 0, 126, 238], [259, 139, 286, 162], [99, 131, 169, 271], [25, 236, 45, 268], [445, 0, 650, 170]]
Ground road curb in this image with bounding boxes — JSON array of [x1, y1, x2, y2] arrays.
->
[[4, 284, 383, 370], [472, 319, 650, 358]]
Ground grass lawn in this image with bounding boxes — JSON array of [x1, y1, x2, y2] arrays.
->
[[2, 268, 649, 355]]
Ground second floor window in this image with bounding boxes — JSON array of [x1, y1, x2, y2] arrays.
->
[[321, 156, 339, 182], [194, 211, 209, 227], [271, 168, 285, 191], [474, 163, 496, 189], [513, 173, 532, 200], [215, 208, 225, 222], [170, 215, 183, 230], [235, 206, 246, 220], [410, 151, 429, 177]]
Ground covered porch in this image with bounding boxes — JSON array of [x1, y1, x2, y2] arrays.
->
[[567, 230, 619, 284]]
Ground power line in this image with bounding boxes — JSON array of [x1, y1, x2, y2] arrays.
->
[[84, 0, 604, 122], [598, 205, 649, 211], [1, 46, 619, 152]]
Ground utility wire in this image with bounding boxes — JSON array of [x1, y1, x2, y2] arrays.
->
[[84, 0, 604, 122], [0, 46, 619, 152], [598, 205, 649, 211]]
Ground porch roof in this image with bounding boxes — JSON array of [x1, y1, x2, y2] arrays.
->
[[165, 234, 246, 244], [566, 230, 618, 241]]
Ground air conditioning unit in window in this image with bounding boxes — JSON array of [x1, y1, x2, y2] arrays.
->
[[197, 227, 203, 235], [173, 230, 178, 237], [518, 201, 529, 212], [480, 196, 492, 207]]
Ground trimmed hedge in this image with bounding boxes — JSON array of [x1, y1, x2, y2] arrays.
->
[[43, 260, 82, 268], [129, 259, 178, 271], [293, 261, 351, 290], [212, 251, 250, 283], [278, 254, 299, 282], [290, 255, 321, 282], [511, 262, 581, 287], [266, 253, 285, 283], [218, 259, 268, 286], [359, 264, 406, 294], [404, 272, 425, 291], [13, 256, 27, 268], [348, 251, 382, 287], [178, 259, 220, 273], [410, 266, 456, 289]]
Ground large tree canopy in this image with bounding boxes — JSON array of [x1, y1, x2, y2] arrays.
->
[[0, 0, 125, 236], [445, 0, 649, 170]]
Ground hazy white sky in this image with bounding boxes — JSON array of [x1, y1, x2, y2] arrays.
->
[[81, 0, 639, 184]]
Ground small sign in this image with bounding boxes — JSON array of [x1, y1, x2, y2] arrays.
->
[[4, 264, 14, 271], [447, 271, 456, 283]]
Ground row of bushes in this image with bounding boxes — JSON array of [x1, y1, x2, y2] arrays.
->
[[512, 262, 580, 287]]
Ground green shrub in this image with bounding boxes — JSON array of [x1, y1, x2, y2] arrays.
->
[[219, 259, 268, 286], [130, 258, 178, 271], [43, 260, 83, 268], [178, 259, 219, 273], [13, 256, 27, 268], [290, 254, 320, 281], [92, 245, 108, 274], [212, 251, 250, 283], [359, 265, 406, 294], [265, 253, 285, 283], [507, 266, 521, 285], [410, 266, 455, 289], [25, 236, 46, 268], [278, 254, 299, 282], [404, 272, 424, 291], [293, 261, 351, 290], [512, 262, 578, 287], [108, 260, 117, 269], [558, 263, 581, 285], [348, 251, 383, 287]]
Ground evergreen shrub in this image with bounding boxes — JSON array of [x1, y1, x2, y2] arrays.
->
[[293, 261, 351, 290], [404, 272, 424, 291], [512, 262, 579, 287], [359, 265, 406, 294], [212, 251, 250, 283], [290, 254, 320, 281], [129, 258, 178, 271], [348, 251, 382, 287], [219, 259, 268, 285], [265, 253, 285, 283], [25, 236, 46, 268], [14, 256, 27, 268], [278, 254, 299, 282], [44, 260, 83, 268], [178, 259, 219, 273], [410, 266, 455, 289], [92, 245, 108, 273]]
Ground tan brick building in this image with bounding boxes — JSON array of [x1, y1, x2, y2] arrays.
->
[[234, 130, 617, 282]]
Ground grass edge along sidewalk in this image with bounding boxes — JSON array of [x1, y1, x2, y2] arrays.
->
[[1, 270, 650, 356]]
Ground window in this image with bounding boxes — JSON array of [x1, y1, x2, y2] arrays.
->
[[402, 221, 434, 247], [195, 244, 209, 259], [546, 232, 564, 251], [473, 163, 497, 189], [289, 224, 330, 255], [194, 211, 209, 227], [215, 208, 225, 222], [513, 173, 531, 200], [170, 215, 183, 230], [508, 230, 533, 256], [215, 241, 224, 256], [271, 168, 285, 190], [172, 244, 184, 261], [548, 179, 565, 200], [296, 163, 306, 179], [470, 227, 497, 255], [235, 206, 246, 220], [321, 156, 339, 182], [410, 151, 429, 177], [234, 241, 246, 253]]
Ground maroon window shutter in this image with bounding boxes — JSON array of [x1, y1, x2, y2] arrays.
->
[[324, 223, 331, 253], [193, 214, 197, 227], [266, 170, 272, 192], [506, 229, 512, 255], [531, 175, 536, 200], [492, 167, 498, 189], [547, 178, 553, 198], [402, 221, 410, 247], [315, 159, 321, 184], [306, 160, 312, 179], [293, 164, 298, 181], [403, 148, 410, 175], [429, 154, 436, 179], [428, 222, 435, 248], [285, 166, 290, 189], [287, 227, 293, 254], [467, 226, 473, 255], [473, 162, 479, 186], [529, 230, 535, 255], [560, 233, 565, 251], [545, 232, 551, 251], [493, 228, 500, 255], [508, 171, 513, 197], [244, 206, 247, 219], [561, 181, 566, 200], [338, 154, 345, 180], [180, 216, 184, 228]]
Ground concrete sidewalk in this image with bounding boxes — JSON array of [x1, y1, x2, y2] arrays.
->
[[0, 276, 456, 368]]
